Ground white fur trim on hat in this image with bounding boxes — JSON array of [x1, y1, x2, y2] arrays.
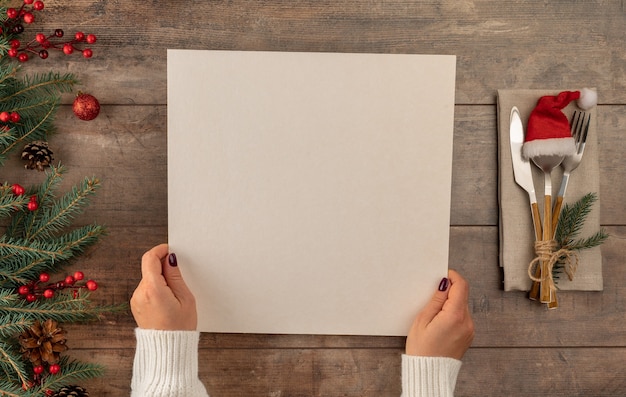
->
[[522, 137, 576, 160]]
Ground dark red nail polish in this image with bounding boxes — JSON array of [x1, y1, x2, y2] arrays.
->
[[438, 277, 449, 292], [168, 253, 178, 267]]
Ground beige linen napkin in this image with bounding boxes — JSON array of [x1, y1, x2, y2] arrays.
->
[[498, 89, 603, 292]]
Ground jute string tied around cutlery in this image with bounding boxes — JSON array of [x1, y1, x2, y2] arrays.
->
[[527, 239, 579, 295]]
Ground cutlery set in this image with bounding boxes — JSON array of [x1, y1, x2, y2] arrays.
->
[[509, 89, 595, 308]]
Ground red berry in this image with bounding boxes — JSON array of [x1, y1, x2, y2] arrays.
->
[[35, 33, 46, 43], [85, 280, 98, 291], [10, 112, 20, 123], [18, 285, 30, 295], [33, 0, 44, 10], [6, 8, 18, 18], [43, 289, 54, 299], [75, 31, 85, 41], [12, 183, 25, 195], [26, 294, 37, 302], [7, 49, 18, 57], [0, 112, 9, 123], [54, 28, 63, 37], [18, 53, 28, 62], [27, 200, 38, 211], [73, 271, 85, 281], [82, 48, 93, 58], [22, 12, 34, 23], [39, 272, 50, 283], [48, 364, 60, 375], [24, 0, 35, 4], [62, 44, 73, 55], [33, 365, 44, 375], [39, 49, 48, 59], [64, 275, 75, 285], [10, 39, 20, 49], [86, 34, 97, 44]]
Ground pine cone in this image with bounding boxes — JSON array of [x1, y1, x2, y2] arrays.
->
[[50, 385, 90, 397], [19, 319, 68, 366], [21, 140, 54, 171]]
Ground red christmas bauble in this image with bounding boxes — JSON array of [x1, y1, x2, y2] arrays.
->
[[72, 92, 100, 121]]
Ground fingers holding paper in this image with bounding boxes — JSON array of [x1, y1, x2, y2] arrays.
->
[[405, 270, 474, 360], [130, 244, 198, 331]]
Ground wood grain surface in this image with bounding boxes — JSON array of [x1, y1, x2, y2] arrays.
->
[[5, 1, 625, 395]]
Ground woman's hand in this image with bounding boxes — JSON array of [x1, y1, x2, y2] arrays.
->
[[130, 244, 197, 330], [405, 269, 474, 360]]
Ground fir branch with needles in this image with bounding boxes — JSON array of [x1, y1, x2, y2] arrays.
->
[[553, 192, 609, 281]]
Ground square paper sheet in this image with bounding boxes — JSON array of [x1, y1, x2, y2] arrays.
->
[[167, 50, 456, 336]]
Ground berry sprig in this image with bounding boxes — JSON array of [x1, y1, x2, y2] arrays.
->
[[17, 271, 98, 302], [2, 0, 97, 62], [11, 183, 40, 211], [27, 362, 61, 389]]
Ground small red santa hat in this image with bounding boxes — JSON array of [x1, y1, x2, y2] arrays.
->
[[522, 90, 579, 159]]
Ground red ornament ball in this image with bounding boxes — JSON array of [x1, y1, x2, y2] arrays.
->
[[72, 93, 100, 121]]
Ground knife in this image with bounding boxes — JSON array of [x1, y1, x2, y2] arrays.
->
[[510, 106, 543, 300]]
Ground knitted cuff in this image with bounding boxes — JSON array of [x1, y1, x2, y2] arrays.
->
[[131, 328, 208, 396], [401, 354, 462, 397]]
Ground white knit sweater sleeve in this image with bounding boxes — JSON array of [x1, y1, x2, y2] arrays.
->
[[131, 328, 209, 397], [401, 354, 462, 397]]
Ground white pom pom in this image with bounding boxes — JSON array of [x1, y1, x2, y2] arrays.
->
[[577, 88, 598, 110]]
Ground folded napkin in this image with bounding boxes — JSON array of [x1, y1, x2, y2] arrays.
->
[[498, 89, 603, 292]]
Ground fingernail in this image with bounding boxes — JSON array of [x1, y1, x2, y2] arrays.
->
[[168, 253, 178, 267], [438, 277, 449, 292]]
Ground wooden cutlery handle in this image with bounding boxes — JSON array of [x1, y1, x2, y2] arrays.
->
[[528, 202, 542, 300], [540, 195, 554, 304], [551, 195, 564, 238]]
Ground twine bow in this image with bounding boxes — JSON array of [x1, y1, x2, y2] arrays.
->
[[527, 240, 579, 293]]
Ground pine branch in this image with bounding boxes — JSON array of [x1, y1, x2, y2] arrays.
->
[[568, 229, 610, 251], [556, 192, 598, 247], [0, 224, 106, 286], [26, 175, 101, 242], [0, 380, 30, 397], [0, 340, 29, 389], [0, 314, 30, 337], [0, 291, 119, 324], [0, 70, 77, 104], [35, 357, 104, 393], [0, 184, 29, 219], [0, 99, 57, 158]]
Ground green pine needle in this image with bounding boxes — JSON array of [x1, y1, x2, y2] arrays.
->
[[0, 52, 111, 393], [554, 192, 609, 282]]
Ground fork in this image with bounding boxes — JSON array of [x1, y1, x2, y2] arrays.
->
[[551, 111, 590, 236]]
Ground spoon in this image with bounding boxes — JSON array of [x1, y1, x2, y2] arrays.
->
[[531, 154, 563, 305]]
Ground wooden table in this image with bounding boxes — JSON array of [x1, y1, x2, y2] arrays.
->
[[14, 1, 625, 395]]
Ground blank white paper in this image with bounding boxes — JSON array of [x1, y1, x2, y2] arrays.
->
[[167, 49, 456, 336]]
